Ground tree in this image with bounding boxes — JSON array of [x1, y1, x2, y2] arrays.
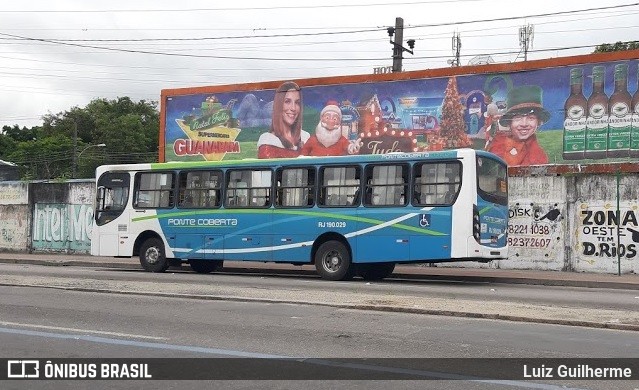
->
[[437, 76, 471, 149], [2, 125, 37, 143], [85, 97, 159, 165], [0, 96, 159, 179], [593, 41, 639, 53], [6, 135, 74, 180]]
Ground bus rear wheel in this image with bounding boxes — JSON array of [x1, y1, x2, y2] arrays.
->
[[314, 240, 354, 281], [139, 238, 169, 273], [357, 263, 396, 281], [189, 259, 223, 274]]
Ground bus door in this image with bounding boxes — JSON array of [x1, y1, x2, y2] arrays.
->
[[222, 169, 273, 262], [409, 161, 461, 261], [357, 164, 410, 262], [94, 172, 130, 256], [173, 170, 225, 260], [476, 156, 508, 248], [272, 167, 317, 263]]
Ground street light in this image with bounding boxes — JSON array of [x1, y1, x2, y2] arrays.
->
[[72, 143, 106, 178]]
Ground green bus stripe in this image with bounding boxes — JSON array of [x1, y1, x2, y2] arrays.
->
[[133, 209, 446, 236], [478, 205, 493, 215]]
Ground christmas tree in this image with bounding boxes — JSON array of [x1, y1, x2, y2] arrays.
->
[[437, 76, 471, 149]]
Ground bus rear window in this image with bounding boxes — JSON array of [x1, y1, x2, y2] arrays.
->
[[477, 156, 507, 205]]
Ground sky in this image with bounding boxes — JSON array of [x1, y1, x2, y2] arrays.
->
[[0, 0, 637, 128]]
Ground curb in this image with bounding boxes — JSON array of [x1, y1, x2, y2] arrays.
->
[[2, 257, 639, 290]]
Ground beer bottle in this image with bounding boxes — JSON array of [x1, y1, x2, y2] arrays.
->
[[607, 63, 632, 158], [562, 68, 587, 160], [584, 65, 609, 159], [631, 64, 639, 157]]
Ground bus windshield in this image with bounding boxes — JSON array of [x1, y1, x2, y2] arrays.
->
[[476, 156, 507, 205]]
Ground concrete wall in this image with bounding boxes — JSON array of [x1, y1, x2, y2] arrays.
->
[[0, 180, 95, 254], [0, 182, 30, 251], [30, 181, 95, 253], [0, 172, 637, 274]]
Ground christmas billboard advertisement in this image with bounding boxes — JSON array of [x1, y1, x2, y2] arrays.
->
[[161, 54, 639, 166]]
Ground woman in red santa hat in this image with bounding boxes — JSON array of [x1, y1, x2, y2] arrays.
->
[[257, 81, 310, 159]]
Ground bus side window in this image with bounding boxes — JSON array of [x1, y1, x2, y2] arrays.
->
[[317, 165, 360, 207], [413, 162, 461, 206], [365, 164, 406, 206], [178, 170, 221, 209], [135, 172, 175, 208], [277, 167, 313, 208], [228, 181, 248, 206]]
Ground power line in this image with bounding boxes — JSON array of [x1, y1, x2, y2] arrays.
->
[[0, 1, 488, 13], [0, 32, 393, 61], [407, 2, 639, 29], [2, 3, 637, 44]]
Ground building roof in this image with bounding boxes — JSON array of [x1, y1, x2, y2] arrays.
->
[[0, 159, 17, 167]]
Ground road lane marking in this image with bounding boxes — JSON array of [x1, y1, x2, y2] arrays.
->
[[0, 326, 587, 389], [0, 321, 167, 341]]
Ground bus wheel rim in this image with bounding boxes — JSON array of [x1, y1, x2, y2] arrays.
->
[[146, 247, 160, 264], [323, 250, 341, 272]]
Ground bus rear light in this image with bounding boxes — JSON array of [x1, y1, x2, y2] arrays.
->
[[472, 205, 481, 242]]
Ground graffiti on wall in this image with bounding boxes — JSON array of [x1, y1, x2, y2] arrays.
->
[[508, 202, 564, 259], [32, 203, 93, 252], [0, 184, 28, 205], [576, 202, 639, 270], [0, 216, 27, 250]]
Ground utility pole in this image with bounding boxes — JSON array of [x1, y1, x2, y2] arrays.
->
[[391, 17, 404, 72], [518, 24, 534, 61], [72, 121, 78, 179], [387, 17, 415, 73]]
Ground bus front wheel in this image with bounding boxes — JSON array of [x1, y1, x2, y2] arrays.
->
[[189, 259, 223, 274], [139, 238, 169, 273], [314, 240, 354, 281]]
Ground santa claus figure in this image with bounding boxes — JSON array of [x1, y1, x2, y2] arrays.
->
[[300, 103, 360, 156]]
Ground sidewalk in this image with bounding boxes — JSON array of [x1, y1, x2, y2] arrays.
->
[[1, 251, 638, 290]]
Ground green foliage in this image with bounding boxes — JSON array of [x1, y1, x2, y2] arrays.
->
[[593, 41, 639, 53], [7, 134, 75, 180], [0, 97, 159, 179]]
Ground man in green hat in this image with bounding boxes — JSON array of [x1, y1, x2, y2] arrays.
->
[[487, 85, 550, 166]]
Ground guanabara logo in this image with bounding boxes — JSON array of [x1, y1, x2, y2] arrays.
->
[[174, 96, 241, 161]]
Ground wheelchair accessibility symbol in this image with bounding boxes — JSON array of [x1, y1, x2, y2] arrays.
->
[[419, 214, 431, 227]]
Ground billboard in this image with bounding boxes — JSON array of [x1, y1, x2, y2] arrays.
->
[[161, 50, 639, 167]]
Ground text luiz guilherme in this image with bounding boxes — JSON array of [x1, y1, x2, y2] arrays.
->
[[524, 364, 633, 379]]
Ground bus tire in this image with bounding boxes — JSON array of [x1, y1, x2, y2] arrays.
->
[[139, 238, 169, 273], [314, 240, 354, 281], [189, 259, 223, 274], [357, 263, 396, 281]]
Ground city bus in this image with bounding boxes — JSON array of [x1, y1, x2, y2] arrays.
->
[[91, 149, 508, 281]]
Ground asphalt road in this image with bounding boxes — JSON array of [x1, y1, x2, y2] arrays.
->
[[1, 263, 638, 331], [1, 282, 638, 390], [1, 263, 638, 390]]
